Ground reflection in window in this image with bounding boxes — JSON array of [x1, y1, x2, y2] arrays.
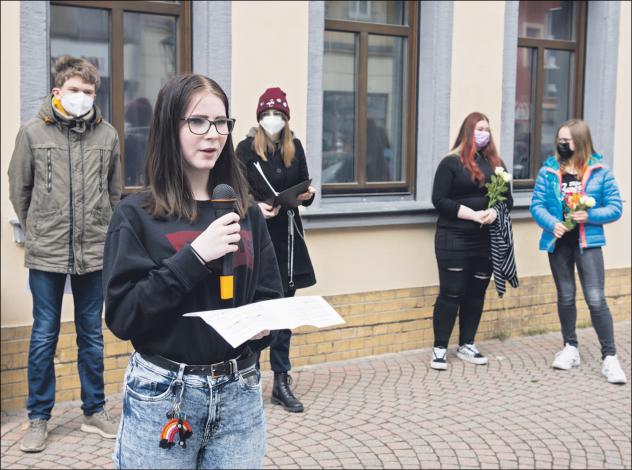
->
[[322, 31, 356, 184], [50, 5, 111, 121], [513, 48, 537, 180], [518, 1, 574, 40], [367, 35, 405, 182], [123, 12, 177, 187], [325, 0, 406, 25]]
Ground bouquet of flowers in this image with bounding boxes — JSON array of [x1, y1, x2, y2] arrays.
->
[[485, 167, 512, 208], [562, 192, 595, 230]]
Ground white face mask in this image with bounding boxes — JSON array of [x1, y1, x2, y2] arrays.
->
[[61, 92, 94, 117], [259, 115, 285, 137]]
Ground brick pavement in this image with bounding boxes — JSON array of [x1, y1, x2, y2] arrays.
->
[[1, 321, 630, 469]]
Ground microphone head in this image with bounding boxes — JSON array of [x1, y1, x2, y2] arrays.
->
[[212, 184, 236, 201]]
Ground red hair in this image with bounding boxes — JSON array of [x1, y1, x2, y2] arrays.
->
[[451, 112, 501, 186]]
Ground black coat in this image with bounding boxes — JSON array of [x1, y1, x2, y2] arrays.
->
[[236, 135, 316, 292]]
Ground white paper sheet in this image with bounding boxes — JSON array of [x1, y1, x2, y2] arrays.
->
[[184, 296, 345, 348]]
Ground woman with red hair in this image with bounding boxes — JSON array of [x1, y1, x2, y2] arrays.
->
[[430, 112, 513, 370]]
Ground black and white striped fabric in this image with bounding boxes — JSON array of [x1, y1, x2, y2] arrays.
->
[[489, 201, 519, 298]]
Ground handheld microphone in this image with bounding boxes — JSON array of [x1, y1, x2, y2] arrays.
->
[[211, 184, 237, 301]]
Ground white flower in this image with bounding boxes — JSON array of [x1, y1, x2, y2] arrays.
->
[[495, 166, 505, 176], [501, 172, 512, 183], [585, 196, 596, 208]]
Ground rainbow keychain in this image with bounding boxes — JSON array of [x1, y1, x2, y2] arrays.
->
[[159, 366, 192, 449]]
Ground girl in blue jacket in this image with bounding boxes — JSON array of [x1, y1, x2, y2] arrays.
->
[[530, 119, 625, 384]]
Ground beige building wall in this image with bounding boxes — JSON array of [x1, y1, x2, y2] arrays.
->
[[231, 1, 309, 145]]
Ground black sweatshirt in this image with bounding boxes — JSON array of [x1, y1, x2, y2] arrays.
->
[[102, 192, 284, 364], [431, 152, 513, 259]]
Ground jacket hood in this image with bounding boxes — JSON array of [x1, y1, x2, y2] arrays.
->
[[37, 94, 103, 131], [542, 153, 604, 171]]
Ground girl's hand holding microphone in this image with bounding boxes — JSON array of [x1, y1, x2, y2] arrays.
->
[[190, 212, 241, 262]]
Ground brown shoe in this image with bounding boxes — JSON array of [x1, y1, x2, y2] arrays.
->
[[20, 419, 47, 453]]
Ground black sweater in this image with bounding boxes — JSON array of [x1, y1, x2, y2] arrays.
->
[[432, 153, 513, 259], [102, 192, 284, 364], [236, 136, 316, 292]]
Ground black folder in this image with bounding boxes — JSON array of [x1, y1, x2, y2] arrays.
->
[[252, 161, 311, 208]]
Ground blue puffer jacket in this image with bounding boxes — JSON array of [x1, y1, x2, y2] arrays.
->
[[530, 154, 623, 252]]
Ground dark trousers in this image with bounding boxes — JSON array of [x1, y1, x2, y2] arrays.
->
[[432, 256, 492, 348], [258, 289, 295, 373], [548, 245, 616, 358], [27, 269, 106, 420]]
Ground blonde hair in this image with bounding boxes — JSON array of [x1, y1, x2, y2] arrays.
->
[[252, 119, 295, 167], [52, 56, 101, 90], [556, 119, 596, 176]]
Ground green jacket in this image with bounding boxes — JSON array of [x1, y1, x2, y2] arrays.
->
[[8, 95, 122, 275]]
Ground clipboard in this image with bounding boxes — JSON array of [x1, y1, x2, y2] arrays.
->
[[252, 161, 312, 208]]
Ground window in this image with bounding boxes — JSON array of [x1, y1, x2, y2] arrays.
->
[[322, 1, 418, 196], [512, 1, 586, 187], [50, 1, 191, 190]]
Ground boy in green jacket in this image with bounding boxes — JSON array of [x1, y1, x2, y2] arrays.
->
[[8, 55, 121, 453]]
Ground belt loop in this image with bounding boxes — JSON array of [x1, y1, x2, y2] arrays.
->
[[229, 358, 238, 377]]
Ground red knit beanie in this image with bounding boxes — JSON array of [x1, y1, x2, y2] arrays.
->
[[256, 87, 290, 120]]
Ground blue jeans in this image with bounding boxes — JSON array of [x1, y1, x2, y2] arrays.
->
[[548, 245, 616, 358], [114, 353, 266, 469], [27, 269, 105, 420]]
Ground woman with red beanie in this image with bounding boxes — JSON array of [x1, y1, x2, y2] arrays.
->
[[236, 87, 316, 412]]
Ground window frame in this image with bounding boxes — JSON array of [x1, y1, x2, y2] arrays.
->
[[50, 0, 191, 193], [513, 1, 587, 189], [323, 1, 418, 195]]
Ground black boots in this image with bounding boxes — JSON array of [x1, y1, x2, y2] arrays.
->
[[271, 372, 304, 413]]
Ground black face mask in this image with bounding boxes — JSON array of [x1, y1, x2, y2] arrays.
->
[[557, 142, 574, 160]]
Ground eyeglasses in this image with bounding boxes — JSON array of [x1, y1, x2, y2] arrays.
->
[[558, 138, 573, 144], [181, 117, 236, 135]]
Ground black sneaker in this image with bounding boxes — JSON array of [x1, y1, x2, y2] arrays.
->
[[456, 343, 488, 365], [431, 347, 448, 370]]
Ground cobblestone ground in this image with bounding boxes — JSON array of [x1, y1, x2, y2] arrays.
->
[[2, 321, 630, 469]]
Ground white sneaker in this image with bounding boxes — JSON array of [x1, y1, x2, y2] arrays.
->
[[602, 355, 627, 384], [552, 343, 580, 370], [456, 344, 488, 365], [431, 347, 448, 370]]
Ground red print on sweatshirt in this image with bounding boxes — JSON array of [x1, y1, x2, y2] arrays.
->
[[165, 229, 254, 270]]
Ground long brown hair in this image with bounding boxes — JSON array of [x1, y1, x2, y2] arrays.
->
[[556, 119, 595, 176], [252, 116, 295, 167], [143, 74, 251, 221], [451, 111, 501, 186]]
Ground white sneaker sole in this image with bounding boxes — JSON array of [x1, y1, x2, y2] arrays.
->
[[552, 358, 580, 370], [431, 361, 447, 370], [456, 352, 488, 365], [80, 423, 116, 439], [603, 371, 627, 384]]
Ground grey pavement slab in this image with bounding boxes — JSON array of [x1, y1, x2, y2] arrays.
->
[[1, 321, 630, 469]]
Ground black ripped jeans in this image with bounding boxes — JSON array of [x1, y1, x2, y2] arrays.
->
[[432, 256, 492, 348]]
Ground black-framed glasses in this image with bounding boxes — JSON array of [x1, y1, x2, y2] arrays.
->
[[181, 117, 236, 135]]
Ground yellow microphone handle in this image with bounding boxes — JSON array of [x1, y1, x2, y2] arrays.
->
[[220, 275, 234, 300]]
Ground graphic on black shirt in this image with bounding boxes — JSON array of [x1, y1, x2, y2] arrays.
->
[[165, 229, 254, 270]]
